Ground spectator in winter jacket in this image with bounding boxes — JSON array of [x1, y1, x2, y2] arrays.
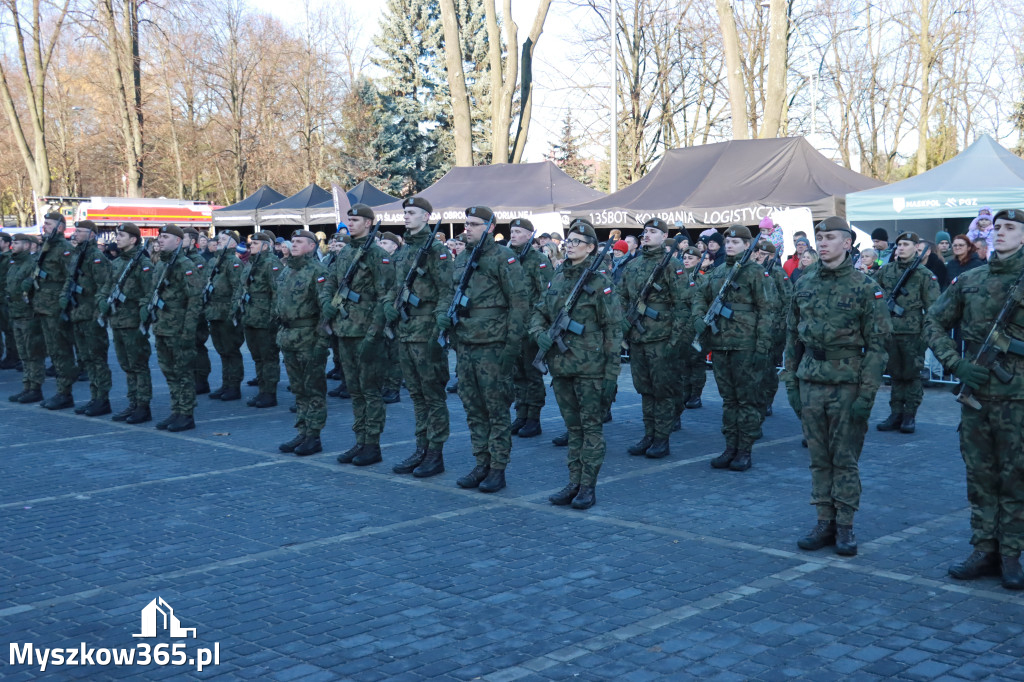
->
[[966, 207, 995, 257]]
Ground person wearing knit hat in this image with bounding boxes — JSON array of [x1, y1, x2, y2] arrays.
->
[[234, 223, 282, 409], [759, 215, 784, 255], [700, 230, 726, 269], [5, 232, 46, 402], [967, 208, 997, 258], [692, 223, 775, 472], [31, 211, 77, 410], [935, 231, 952, 259], [610, 239, 632, 284], [785, 215, 892, 557], [201, 227, 246, 403]]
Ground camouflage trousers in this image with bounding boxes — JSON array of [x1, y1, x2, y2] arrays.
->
[[630, 341, 677, 440], [457, 342, 514, 470], [38, 313, 76, 394], [680, 344, 707, 401], [194, 315, 211, 383], [513, 337, 546, 420], [73, 319, 112, 400], [337, 336, 386, 444], [156, 334, 197, 415], [383, 337, 402, 393], [209, 319, 245, 387], [12, 316, 44, 391], [398, 339, 450, 449], [758, 337, 786, 418], [711, 349, 763, 451], [282, 343, 328, 436], [112, 327, 151, 406], [243, 325, 280, 394], [885, 333, 925, 413], [959, 399, 1024, 556], [551, 375, 606, 486], [0, 302, 16, 360], [799, 381, 868, 525]]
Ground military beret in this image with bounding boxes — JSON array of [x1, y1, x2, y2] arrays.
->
[[181, 227, 200, 239], [43, 212, 65, 224], [116, 222, 141, 239], [465, 206, 494, 223], [14, 233, 40, 244], [75, 220, 97, 231], [251, 231, 275, 244], [993, 208, 1024, 224], [682, 246, 701, 257], [402, 196, 433, 214], [159, 224, 185, 239], [219, 229, 241, 244], [644, 218, 668, 233], [567, 219, 597, 242], [725, 224, 752, 240], [379, 231, 401, 245], [509, 218, 535, 232], [291, 229, 318, 242], [0, 232, 11, 244], [347, 203, 375, 220], [455, 233, 467, 243], [815, 216, 854, 237], [895, 231, 921, 244], [756, 240, 776, 254]]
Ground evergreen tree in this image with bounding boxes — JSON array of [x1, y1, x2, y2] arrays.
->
[[549, 112, 593, 187]]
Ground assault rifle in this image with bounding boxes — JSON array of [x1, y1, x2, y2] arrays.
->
[[202, 244, 230, 306], [517, 233, 535, 261], [97, 241, 148, 327], [437, 215, 494, 349], [139, 243, 183, 335], [692, 234, 761, 351], [59, 245, 91, 322], [622, 244, 674, 337], [232, 249, 262, 327], [29, 223, 64, 299], [532, 240, 614, 374], [320, 220, 382, 335], [956, 265, 1024, 410], [884, 252, 923, 317], [384, 218, 443, 340]]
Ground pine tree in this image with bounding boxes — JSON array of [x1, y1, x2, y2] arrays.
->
[[549, 112, 593, 187]]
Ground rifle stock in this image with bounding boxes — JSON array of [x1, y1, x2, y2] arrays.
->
[[385, 218, 442, 340], [437, 215, 494, 348], [692, 234, 761, 351], [140, 244, 182, 335]]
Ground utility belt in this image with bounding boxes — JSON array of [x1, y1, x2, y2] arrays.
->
[[966, 336, 1024, 359], [407, 303, 437, 317], [279, 318, 316, 329], [725, 302, 755, 312], [460, 306, 506, 319], [806, 346, 864, 361]]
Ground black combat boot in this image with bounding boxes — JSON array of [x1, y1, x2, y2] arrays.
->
[[671, 414, 682, 432], [457, 465, 489, 489], [948, 550, 1001, 580], [336, 444, 364, 464], [835, 524, 857, 556], [8, 390, 26, 402], [603, 408, 612, 423], [685, 395, 702, 409], [75, 399, 93, 414], [518, 419, 542, 438], [729, 450, 752, 471], [549, 483, 580, 506], [155, 413, 178, 430], [899, 412, 916, 434], [194, 379, 210, 395], [571, 485, 596, 510], [42, 393, 74, 410], [352, 444, 382, 466], [710, 446, 737, 469], [393, 446, 426, 474], [219, 385, 242, 401], [413, 449, 445, 478], [248, 393, 277, 408], [208, 386, 225, 399], [289, 403, 297, 412], [645, 439, 670, 459], [294, 434, 323, 456], [797, 520, 836, 550], [279, 434, 305, 453], [510, 416, 527, 435], [552, 432, 569, 447], [876, 412, 902, 431], [1001, 556, 1024, 590], [18, 388, 43, 404], [628, 435, 653, 456], [328, 381, 350, 398], [84, 398, 112, 417], [478, 468, 506, 493], [112, 404, 135, 421], [167, 413, 195, 432], [247, 377, 259, 386], [381, 387, 400, 404]]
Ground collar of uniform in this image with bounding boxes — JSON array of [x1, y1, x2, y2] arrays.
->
[[819, 253, 853, 278], [405, 228, 431, 246], [641, 245, 664, 259], [988, 245, 1024, 274]]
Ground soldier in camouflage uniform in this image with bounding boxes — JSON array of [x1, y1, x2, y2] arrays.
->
[[531, 219, 622, 509], [377, 231, 404, 404], [203, 230, 245, 401], [382, 197, 453, 478], [181, 228, 211, 395], [6, 234, 44, 403], [328, 204, 395, 467], [437, 206, 528, 493], [874, 231, 940, 434], [619, 218, 690, 460], [98, 223, 155, 423], [323, 233, 349, 399], [925, 208, 1024, 590], [0, 233, 18, 368], [276, 230, 336, 456], [233, 231, 281, 408], [679, 247, 707, 409], [784, 216, 892, 556], [29, 213, 77, 409], [64, 221, 113, 417], [751, 241, 791, 421], [147, 224, 204, 432], [507, 218, 552, 439]]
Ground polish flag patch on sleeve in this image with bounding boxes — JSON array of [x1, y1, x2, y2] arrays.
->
[[950, 276, 958, 285], [931, 274, 937, 280], [185, 270, 193, 276], [439, 253, 447, 260], [94, 258, 103, 264], [233, 262, 240, 268], [507, 257, 516, 264], [874, 291, 884, 299], [382, 258, 390, 264], [676, 268, 684, 275], [272, 266, 279, 271], [763, 271, 770, 277], [603, 286, 613, 295], [142, 266, 151, 272], [316, 275, 326, 283], [539, 262, 547, 268]]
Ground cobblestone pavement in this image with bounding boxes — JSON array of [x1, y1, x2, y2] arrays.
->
[[2, 348, 1022, 681]]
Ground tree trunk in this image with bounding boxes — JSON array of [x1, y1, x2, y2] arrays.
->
[[98, 0, 144, 197], [438, 0, 474, 166], [715, 0, 747, 140], [915, 0, 931, 175], [759, 0, 788, 138]]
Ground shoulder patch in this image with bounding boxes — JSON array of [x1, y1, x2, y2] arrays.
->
[[547, 282, 551, 289], [439, 253, 447, 260], [185, 270, 194, 276], [950, 276, 958, 285], [603, 286, 613, 295], [316, 275, 326, 284], [272, 266, 279, 271], [94, 258, 102, 264], [783, 276, 789, 280], [931, 274, 937, 280], [539, 262, 547, 268], [142, 266, 151, 272], [507, 257, 517, 265], [197, 263, 204, 269], [689, 281, 696, 287], [763, 271, 770, 277], [382, 257, 390, 264], [874, 291, 883, 299], [233, 262, 240, 268], [676, 268, 684, 275], [63, 250, 70, 256]]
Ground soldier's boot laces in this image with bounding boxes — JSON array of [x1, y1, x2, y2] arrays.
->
[[797, 520, 837, 551], [413, 449, 445, 478], [457, 465, 489, 489], [294, 435, 323, 457], [352, 444, 383, 466], [646, 439, 670, 459], [336, 444, 364, 464], [628, 435, 654, 457], [84, 398, 112, 417], [835, 524, 857, 556], [710, 446, 738, 469], [876, 412, 903, 431], [571, 485, 596, 510], [111, 404, 135, 422], [899, 412, 916, 434], [549, 483, 580, 506], [729, 450, 752, 471], [1001, 556, 1024, 590], [478, 468, 506, 493], [393, 446, 426, 474], [279, 434, 306, 453], [510, 416, 527, 435], [948, 550, 1001, 580], [552, 432, 569, 447], [517, 419, 542, 438]]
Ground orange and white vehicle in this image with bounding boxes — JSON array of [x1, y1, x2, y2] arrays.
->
[[69, 197, 218, 237]]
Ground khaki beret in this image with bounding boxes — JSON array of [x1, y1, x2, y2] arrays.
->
[[465, 206, 494, 223], [347, 203, 374, 220], [43, 212, 65, 224], [567, 219, 597, 242], [182, 227, 201, 239], [14, 233, 40, 244], [219, 229, 241, 244], [725, 224, 752, 240], [379, 231, 401, 245], [682, 246, 701, 257], [251, 231, 275, 244], [159, 224, 185, 239], [402, 196, 433, 214], [509, 218, 535, 232], [291, 229, 318, 243], [815, 216, 854, 237], [75, 220, 97, 231], [895, 231, 921, 244], [993, 208, 1024, 223], [116, 223, 141, 239], [756, 240, 776, 254], [643, 218, 668, 233]]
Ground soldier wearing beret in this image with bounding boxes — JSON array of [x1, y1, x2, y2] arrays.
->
[[619, 217, 690, 460], [148, 224, 204, 432], [751, 240, 792, 422], [925, 208, 1024, 589], [181, 227, 212, 395], [437, 205, 528, 493], [30, 212, 78, 409], [376, 230, 404, 403], [328, 204, 396, 466], [323, 232, 348, 396], [97, 223, 155, 423], [6, 234, 45, 403], [679, 246, 708, 409], [785, 216, 891, 556], [276, 230, 337, 456], [232, 231, 281, 408], [64, 220, 113, 416], [507, 217, 553, 439], [382, 196, 454, 477], [0, 232, 17, 369], [874, 231, 940, 434], [531, 219, 622, 509], [202, 229, 246, 401]]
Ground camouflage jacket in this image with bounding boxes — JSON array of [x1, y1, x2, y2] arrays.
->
[[65, 241, 112, 323], [149, 248, 203, 338], [0, 246, 9, 302], [31, 232, 72, 315], [925, 245, 1024, 399], [383, 228, 453, 343], [517, 244, 553, 305], [763, 262, 792, 338], [96, 244, 154, 330], [691, 255, 775, 352], [202, 249, 243, 321], [619, 245, 690, 345], [6, 250, 36, 319], [784, 254, 892, 400], [328, 235, 395, 339], [443, 234, 528, 347], [530, 253, 623, 380], [875, 257, 940, 334], [232, 251, 281, 328], [274, 254, 335, 352]]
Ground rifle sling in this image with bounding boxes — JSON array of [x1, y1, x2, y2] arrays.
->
[[966, 337, 1024, 359], [458, 306, 505, 319]]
